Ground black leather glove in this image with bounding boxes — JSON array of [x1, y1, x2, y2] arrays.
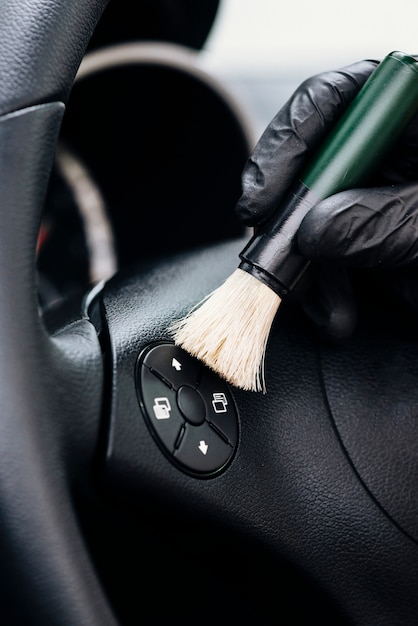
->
[[235, 58, 418, 339]]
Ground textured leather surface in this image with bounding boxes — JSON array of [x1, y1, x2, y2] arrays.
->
[[0, 1, 117, 620], [0, 103, 114, 625], [0, 0, 109, 115], [321, 306, 418, 544], [101, 239, 418, 626]]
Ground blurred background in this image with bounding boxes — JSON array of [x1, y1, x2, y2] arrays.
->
[[38, 0, 418, 314], [201, 0, 418, 134]]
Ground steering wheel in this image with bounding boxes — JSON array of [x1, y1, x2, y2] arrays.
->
[[2, 1, 418, 624]]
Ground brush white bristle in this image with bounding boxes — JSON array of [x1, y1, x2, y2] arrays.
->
[[169, 268, 281, 392]]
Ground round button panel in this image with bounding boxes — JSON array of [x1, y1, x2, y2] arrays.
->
[[136, 342, 239, 477]]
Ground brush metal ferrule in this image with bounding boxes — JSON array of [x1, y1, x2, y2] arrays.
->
[[240, 51, 418, 298]]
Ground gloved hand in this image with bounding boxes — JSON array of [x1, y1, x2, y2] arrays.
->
[[235, 57, 418, 339]]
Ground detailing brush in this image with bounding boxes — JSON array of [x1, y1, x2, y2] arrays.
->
[[170, 51, 418, 392]]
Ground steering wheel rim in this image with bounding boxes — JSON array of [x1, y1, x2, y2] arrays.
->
[[0, 1, 119, 624], [2, 2, 418, 625]]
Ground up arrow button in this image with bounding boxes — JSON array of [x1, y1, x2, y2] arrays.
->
[[172, 358, 182, 371], [142, 344, 199, 389]]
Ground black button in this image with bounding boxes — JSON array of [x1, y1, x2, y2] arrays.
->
[[177, 385, 206, 425], [140, 366, 185, 453], [173, 422, 233, 475], [142, 343, 199, 389], [197, 370, 238, 446]]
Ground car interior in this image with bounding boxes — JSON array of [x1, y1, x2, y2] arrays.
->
[[2, 1, 418, 625]]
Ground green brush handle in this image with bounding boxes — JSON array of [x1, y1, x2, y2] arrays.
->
[[239, 51, 418, 297]]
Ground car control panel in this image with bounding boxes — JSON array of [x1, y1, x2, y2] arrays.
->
[[136, 342, 239, 477]]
